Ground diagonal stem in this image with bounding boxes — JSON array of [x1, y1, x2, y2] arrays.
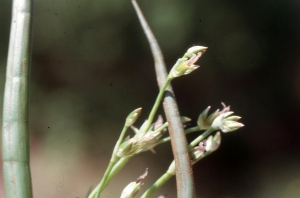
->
[[131, 1, 195, 197], [2, 0, 33, 197]]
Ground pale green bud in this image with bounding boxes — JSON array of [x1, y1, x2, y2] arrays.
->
[[205, 132, 221, 152], [168, 46, 207, 79], [125, 108, 142, 127], [120, 182, 142, 198], [183, 46, 208, 59], [197, 106, 219, 130], [181, 116, 192, 124], [167, 161, 176, 175], [211, 112, 244, 133], [120, 168, 148, 198]]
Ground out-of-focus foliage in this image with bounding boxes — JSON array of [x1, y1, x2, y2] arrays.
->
[[1, 0, 300, 197]]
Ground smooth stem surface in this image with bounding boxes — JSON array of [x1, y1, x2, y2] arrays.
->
[[2, 0, 33, 197], [89, 126, 129, 198], [189, 127, 215, 147], [132, 1, 195, 197], [140, 171, 174, 198], [104, 157, 131, 189], [156, 126, 200, 145], [144, 77, 171, 132], [185, 126, 200, 135], [142, 151, 214, 198], [142, 128, 216, 196]]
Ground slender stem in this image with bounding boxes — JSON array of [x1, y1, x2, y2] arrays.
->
[[88, 157, 129, 198], [131, 1, 195, 197], [189, 127, 215, 147], [185, 126, 200, 134], [2, 0, 33, 197], [88, 126, 129, 198], [104, 157, 131, 189], [141, 128, 216, 196], [156, 126, 200, 145], [140, 171, 174, 198], [98, 123, 169, 193], [144, 77, 171, 132]]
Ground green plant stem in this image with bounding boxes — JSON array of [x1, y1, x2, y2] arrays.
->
[[104, 157, 131, 189], [144, 77, 171, 132], [189, 127, 215, 147], [132, 0, 195, 196], [156, 126, 200, 145], [89, 126, 129, 198], [185, 126, 200, 134], [141, 150, 214, 198], [140, 171, 174, 198], [2, 0, 33, 197], [142, 127, 216, 197]]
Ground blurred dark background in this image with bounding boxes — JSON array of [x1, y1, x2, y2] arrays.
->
[[1, 0, 300, 197]]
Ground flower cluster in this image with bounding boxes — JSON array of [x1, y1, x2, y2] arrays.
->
[[197, 103, 244, 132]]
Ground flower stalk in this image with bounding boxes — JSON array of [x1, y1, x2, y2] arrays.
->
[[2, 0, 33, 197]]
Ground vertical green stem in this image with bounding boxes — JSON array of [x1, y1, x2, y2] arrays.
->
[[144, 77, 171, 132], [131, 1, 195, 197], [2, 0, 33, 197]]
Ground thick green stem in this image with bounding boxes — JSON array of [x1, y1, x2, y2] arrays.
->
[[133, 0, 195, 196], [2, 0, 33, 197], [140, 171, 174, 198]]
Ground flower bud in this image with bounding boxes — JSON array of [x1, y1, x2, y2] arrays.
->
[[167, 161, 176, 175], [120, 182, 141, 198], [205, 132, 221, 152], [211, 111, 244, 133], [181, 116, 191, 124], [120, 168, 148, 198], [168, 46, 207, 79], [125, 108, 142, 127], [190, 140, 206, 162], [183, 46, 208, 59]]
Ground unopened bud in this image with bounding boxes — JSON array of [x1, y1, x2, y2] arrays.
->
[[120, 168, 148, 198], [205, 132, 221, 152], [125, 108, 142, 127], [211, 111, 244, 133], [168, 46, 207, 79], [183, 46, 208, 59]]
